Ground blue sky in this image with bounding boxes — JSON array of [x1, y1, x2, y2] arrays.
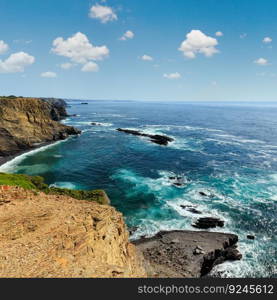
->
[[0, 0, 277, 101]]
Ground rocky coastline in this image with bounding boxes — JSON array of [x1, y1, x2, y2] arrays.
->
[[0, 96, 243, 278]]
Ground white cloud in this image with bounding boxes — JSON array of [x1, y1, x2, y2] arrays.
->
[[263, 37, 272, 43], [52, 32, 109, 64], [215, 31, 223, 37], [89, 4, 117, 23], [163, 72, 181, 79], [60, 62, 74, 70], [0, 52, 35, 73], [179, 30, 219, 59], [81, 61, 99, 72], [240, 33, 247, 39], [254, 57, 268, 66], [120, 30, 134, 41], [0, 40, 9, 55], [41, 71, 57, 78], [141, 54, 153, 61]]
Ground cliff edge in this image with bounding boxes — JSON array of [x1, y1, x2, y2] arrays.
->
[[0, 96, 80, 159], [0, 186, 146, 278]]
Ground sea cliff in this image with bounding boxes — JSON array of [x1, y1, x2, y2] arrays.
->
[[0, 96, 80, 162]]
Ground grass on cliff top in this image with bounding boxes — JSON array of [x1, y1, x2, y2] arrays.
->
[[0, 173, 109, 205]]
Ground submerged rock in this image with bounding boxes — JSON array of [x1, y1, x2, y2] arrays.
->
[[134, 230, 241, 277], [116, 128, 174, 146], [180, 205, 202, 214], [247, 235, 255, 240], [192, 217, 224, 229]]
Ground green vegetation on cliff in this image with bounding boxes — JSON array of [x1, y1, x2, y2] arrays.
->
[[0, 173, 110, 205]]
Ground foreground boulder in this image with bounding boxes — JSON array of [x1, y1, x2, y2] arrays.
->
[[192, 217, 224, 229], [134, 230, 241, 277], [117, 128, 174, 146], [0, 186, 146, 278]]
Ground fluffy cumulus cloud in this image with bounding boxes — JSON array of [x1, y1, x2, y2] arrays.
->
[[0, 52, 35, 73], [41, 71, 57, 78], [254, 58, 268, 66], [52, 32, 109, 72], [120, 30, 134, 41], [263, 37, 272, 43], [89, 4, 117, 23], [81, 61, 99, 72], [60, 62, 74, 70], [141, 54, 153, 61], [179, 30, 219, 59], [0, 40, 9, 55], [215, 31, 223, 37], [163, 72, 181, 79]]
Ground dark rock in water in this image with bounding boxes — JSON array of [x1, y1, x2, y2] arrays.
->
[[199, 191, 208, 197], [134, 230, 241, 277], [116, 128, 174, 146], [91, 122, 104, 126], [81, 102, 88, 105], [173, 182, 184, 187], [192, 217, 224, 229], [180, 205, 202, 214], [199, 191, 215, 198], [247, 235, 255, 240], [169, 176, 176, 180], [128, 226, 138, 235], [225, 246, 242, 260]]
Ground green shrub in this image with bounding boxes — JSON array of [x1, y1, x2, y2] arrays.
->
[[0, 172, 109, 205]]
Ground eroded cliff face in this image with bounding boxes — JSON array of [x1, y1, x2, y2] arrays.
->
[[0, 186, 146, 278], [0, 97, 80, 157]]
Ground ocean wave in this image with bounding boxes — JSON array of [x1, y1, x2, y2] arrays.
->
[[144, 124, 224, 132], [0, 140, 67, 173]]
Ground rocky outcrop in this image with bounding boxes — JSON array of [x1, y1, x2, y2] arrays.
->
[[134, 230, 241, 278], [192, 217, 225, 229], [117, 128, 174, 146], [41, 98, 69, 121], [0, 186, 146, 278], [0, 97, 80, 159]]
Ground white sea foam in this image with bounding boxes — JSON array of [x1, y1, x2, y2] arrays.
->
[[0, 140, 67, 173], [50, 182, 78, 189]]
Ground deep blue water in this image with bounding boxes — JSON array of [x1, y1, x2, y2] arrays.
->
[[1, 100, 277, 277]]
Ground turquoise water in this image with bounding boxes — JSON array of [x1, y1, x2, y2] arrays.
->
[[1, 100, 277, 277]]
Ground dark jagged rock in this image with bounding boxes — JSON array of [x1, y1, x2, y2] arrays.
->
[[42, 98, 69, 121], [134, 230, 241, 277], [247, 235, 255, 240], [192, 217, 224, 229], [117, 128, 174, 146], [128, 226, 138, 236]]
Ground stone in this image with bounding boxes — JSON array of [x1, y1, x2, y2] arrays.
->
[[192, 217, 225, 229]]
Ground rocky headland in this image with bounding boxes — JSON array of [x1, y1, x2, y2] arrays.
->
[[0, 96, 80, 164], [134, 230, 241, 278], [0, 185, 146, 278]]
